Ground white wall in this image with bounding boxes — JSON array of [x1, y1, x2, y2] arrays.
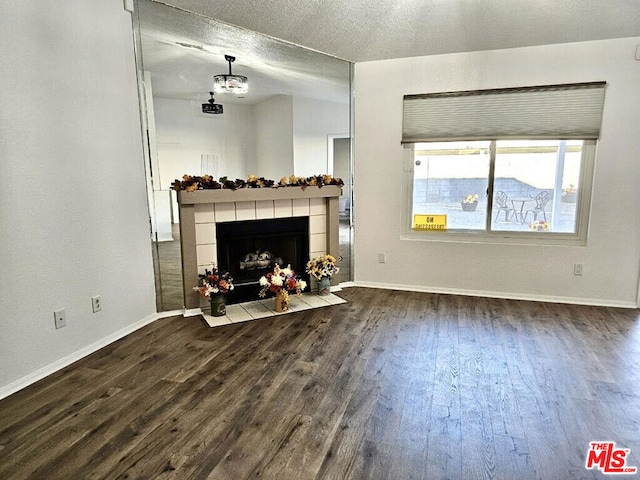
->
[[0, 0, 157, 395], [293, 97, 350, 176], [354, 38, 640, 307], [153, 97, 256, 188], [153, 95, 348, 190], [255, 95, 294, 180], [154, 97, 256, 220]]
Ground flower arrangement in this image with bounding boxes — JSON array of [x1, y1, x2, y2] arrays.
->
[[258, 264, 307, 299], [529, 220, 551, 231], [173, 174, 222, 192], [172, 173, 343, 191], [461, 193, 479, 211], [561, 184, 578, 203], [462, 194, 479, 204], [306, 254, 340, 280], [193, 265, 234, 297], [278, 174, 343, 189]]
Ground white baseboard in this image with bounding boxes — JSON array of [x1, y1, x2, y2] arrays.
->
[[334, 281, 355, 291], [353, 281, 638, 309], [0, 312, 164, 401]]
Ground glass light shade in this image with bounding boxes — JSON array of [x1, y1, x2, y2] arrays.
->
[[213, 74, 248, 94]]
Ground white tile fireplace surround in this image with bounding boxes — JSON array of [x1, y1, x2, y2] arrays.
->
[[177, 185, 342, 311]]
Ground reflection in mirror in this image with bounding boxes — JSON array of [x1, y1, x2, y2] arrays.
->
[[133, 0, 353, 312]]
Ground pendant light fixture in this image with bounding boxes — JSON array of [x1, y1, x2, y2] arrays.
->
[[202, 92, 223, 114], [213, 55, 248, 94]]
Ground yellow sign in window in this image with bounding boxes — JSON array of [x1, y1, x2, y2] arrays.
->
[[413, 214, 447, 231]]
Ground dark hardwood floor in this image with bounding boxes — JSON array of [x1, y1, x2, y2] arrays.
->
[[1, 288, 639, 479]]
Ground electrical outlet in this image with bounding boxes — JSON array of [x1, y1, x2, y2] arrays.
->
[[54, 309, 66, 329], [378, 252, 386, 263], [91, 295, 102, 313], [573, 263, 583, 276]]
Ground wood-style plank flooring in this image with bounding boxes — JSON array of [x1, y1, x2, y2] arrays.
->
[[1, 287, 639, 479]]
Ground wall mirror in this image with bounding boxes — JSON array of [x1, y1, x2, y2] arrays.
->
[[133, 0, 354, 312]]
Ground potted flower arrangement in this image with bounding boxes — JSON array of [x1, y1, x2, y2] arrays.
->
[[461, 194, 479, 211], [193, 265, 234, 317], [259, 264, 307, 312], [529, 220, 551, 231], [306, 254, 339, 296], [561, 185, 578, 203]]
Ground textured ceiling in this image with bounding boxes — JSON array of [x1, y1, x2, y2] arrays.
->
[[156, 0, 640, 62], [139, 0, 351, 104]]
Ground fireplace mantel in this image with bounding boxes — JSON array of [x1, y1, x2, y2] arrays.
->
[[177, 185, 342, 310], [178, 185, 341, 204]]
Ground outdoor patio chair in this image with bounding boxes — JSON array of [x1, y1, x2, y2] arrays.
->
[[494, 190, 515, 221], [523, 191, 550, 222]]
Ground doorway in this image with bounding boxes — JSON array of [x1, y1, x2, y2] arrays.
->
[[328, 135, 353, 285]]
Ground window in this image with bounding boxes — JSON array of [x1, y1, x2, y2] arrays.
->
[[412, 141, 490, 231], [402, 82, 605, 241], [408, 139, 593, 237]]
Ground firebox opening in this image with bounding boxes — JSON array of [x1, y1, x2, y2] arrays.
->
[[216, 217, 310, 304]]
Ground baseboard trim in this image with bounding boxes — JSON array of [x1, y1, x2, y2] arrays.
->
[[0, 311, 165, 401], [335, 281, 355, 290], [353, 281, 638, 309]]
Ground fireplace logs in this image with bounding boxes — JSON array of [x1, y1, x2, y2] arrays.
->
[[239, 250, 284, 271]]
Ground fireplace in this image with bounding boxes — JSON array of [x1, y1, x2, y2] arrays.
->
[[176, 185, 341, 310], [217, 217, 310, 304]]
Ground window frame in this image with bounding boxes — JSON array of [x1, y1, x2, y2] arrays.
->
[[401, 139, 596, 246]]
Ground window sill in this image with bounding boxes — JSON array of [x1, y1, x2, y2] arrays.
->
[[400, 229, 587, 247]]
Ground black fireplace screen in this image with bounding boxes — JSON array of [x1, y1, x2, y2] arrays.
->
[[216, 217, 310, 304]]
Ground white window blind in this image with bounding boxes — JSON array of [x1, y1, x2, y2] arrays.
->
[[402, 82, 606, 143]]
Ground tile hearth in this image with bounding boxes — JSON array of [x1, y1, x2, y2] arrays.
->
[[201, 292, 347, 327]]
